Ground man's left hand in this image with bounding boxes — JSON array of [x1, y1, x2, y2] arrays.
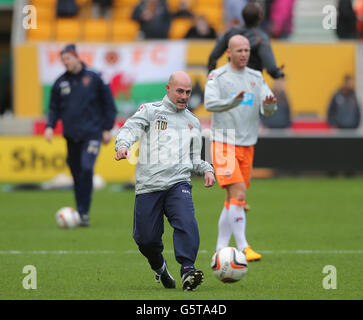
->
[[262, 95, 277, 116], [102, 130, 112, 144], [263, 95, 277, 105], [204, 171, 216, 187]]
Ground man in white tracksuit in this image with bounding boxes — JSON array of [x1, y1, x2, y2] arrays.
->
[[204, 34, 277, 261], [115, 71, 215, 291]]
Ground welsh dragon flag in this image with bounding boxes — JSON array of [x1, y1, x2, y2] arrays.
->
[[38, 41, 187, 118]]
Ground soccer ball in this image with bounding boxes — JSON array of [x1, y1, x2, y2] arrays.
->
[[211, 247, 248, 283], [55, 207, 80, 229]]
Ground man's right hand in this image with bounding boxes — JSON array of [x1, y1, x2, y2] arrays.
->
[[235, 90, 245, 101], [44, 127, 54, 142], [232, 91, 245, 106], [115, 148, 129, 161]]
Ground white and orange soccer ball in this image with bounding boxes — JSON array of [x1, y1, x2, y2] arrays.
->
[[211, 247, 248, 283], [55, 207, 80, 229]]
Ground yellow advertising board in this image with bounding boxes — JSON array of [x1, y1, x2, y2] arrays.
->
[[0, 136, 137, 182]]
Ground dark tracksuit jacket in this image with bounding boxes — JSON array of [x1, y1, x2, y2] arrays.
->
[[46, 63, 116, 216], [47, 63, 116, 142], [207, 25, 284, 79]]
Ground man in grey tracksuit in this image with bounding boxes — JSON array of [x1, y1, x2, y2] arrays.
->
[[115, 71, 215, 291]]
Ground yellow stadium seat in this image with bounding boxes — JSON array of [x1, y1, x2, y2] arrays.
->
[[194, 6, 222, 20], [112, 6, 134, 19], [168, 18, 193, 39], [30, 0, 56, 6], [75, 0, 91, 6], [34, 5, 55, 22], [195, 0, 222, 7], [27, 21, 53, 41], [193, 6, 223, 31], [167, 0, 195, 13], [167, 0, 181, 12], [113, 0, 139, 7], [83, 19, 110, 41], [55, 18, 81, 41], [111, 19, 139, 41], [113, 0, 122, 7]]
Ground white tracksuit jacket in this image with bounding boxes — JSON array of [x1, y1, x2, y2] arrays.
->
[[204, 63, 277, 146]]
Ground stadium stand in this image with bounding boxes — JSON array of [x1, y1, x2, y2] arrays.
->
[[83, 18, 110, 41], [112, 4, 133, 19], [23, 0, 343, 43], [25, 0, 339, 43], [111, 19, 139, 41], [7, 0, 363, 123], [31, 0, 56, 6], [24, 0, 229, 42], [192, 3, 223, 33], [114, 0, 139, 6], [33, 2, 54, 20], [168, 17, 193, 39], [27, 19, 53, 41], [55, 18, 81, 41]]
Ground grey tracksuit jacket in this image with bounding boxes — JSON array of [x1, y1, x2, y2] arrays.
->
[[115, 95, 214, 194]]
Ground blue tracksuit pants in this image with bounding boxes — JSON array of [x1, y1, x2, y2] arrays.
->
[[133, 182, 200, 276], [66, 138, 100, 217]]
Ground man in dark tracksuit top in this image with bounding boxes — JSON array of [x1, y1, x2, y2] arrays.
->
[[207, 2, 284, 79], [44, 44, 116, 227]]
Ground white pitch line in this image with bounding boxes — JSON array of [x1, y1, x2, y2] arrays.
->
[[0, 249, 363, 255], [259, 250, 363, 254], [124, 249, 363, 255], [0, 250, 116, 255], [123, 249, 211, 254]]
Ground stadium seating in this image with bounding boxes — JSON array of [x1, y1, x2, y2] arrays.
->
[[75, 0, 91, 6], [193, 6, 223, 33], [167, 0, 182, 12], [27, 20, 53, 41], [55, 18, 81, 41], [111, 19, 139, 42], [30, 0, 56, 5], [33, 4, 55, 21], [26, 0, 227, 42], [113, 0, 139, 6], [112, 6, 134, 19], [194, 0, 222, 7], [83, 18, 110, 41], [168, 17, 193, 39]]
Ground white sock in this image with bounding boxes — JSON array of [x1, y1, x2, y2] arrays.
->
[[228, 199, 248, 251], [216, 202, 232, 251]]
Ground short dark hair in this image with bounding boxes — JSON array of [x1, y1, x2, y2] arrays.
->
[[344, 74, 353, 82], [60, 44, 78, 57], [242, 2, 263, 27]]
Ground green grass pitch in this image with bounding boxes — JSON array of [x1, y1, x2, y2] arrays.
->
[[0, 177, 362, 300]]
